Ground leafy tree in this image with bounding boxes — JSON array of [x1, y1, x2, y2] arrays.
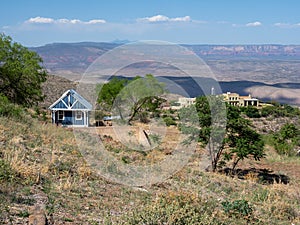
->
[[195, 96, 213, 143], [97, 77, 128, 112], [179, 96, 226, 170], [225, 105, 265, 170], [0, 33, 47, 106], [98, 74, 166, 124], [179, 96, 265, 171]]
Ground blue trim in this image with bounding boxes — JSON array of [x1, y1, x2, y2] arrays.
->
[[54, 110, 87, 126], [50, 89, 92, 127], [73, 101, 86, 109], [62, 111, 84, 126], [49, 89, 92, 111], [52, 100, 67, 109], [69, 89, 92, 110]]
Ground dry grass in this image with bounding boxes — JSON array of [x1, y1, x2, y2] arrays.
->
[[0, 115, 299, 224]]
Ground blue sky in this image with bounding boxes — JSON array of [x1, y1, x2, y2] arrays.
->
[[1, 0, 300, 46]]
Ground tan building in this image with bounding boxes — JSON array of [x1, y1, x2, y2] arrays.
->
[[223, 92, 259, 107]]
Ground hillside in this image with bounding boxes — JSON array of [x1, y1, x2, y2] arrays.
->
[[0, 104, 299, 224], [40, 75, 77, 109]]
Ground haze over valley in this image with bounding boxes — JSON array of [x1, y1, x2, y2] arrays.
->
[[31, 42, 300, 106]]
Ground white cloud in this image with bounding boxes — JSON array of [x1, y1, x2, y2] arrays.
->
[[274, 22, 290, 28], [25, 17, 106, 25], [246, 21, 262, 27], [27, 16, 54, 24], [86, 19, 106, 24], [144, 15, 169, 22], [232, 21, 263, 28], [170, 16, 191, 22], [274, 22, 300, 28], [137, 15, 191, 23]]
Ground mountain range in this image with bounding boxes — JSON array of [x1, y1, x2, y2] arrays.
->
[[30, 42, 300, 74], [30, 42, 300, 106]]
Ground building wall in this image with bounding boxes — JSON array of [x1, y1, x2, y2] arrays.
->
[[223, 92, 259, 107], [54, 110, 86, 126], [64, 111, 84, 126]]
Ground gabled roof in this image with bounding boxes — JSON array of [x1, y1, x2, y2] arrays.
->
[[49, 89, 92, 110]]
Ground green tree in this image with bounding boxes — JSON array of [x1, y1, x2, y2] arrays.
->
[[0, 33, 47, 106], [180, 96, 265, 171], [226, 105, 265, 170], [97, 77, 128, 112], [98, 74, 166, 124]]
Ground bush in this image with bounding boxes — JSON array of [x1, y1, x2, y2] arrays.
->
[[0, 159, 16, 183], [272, 123, 300, 156], [242, 106, 261, 118], [260, 104, 300, 118], [0, 94, 24, 119], [221, 199, 253, 218], [163, 116, 177, 126], [115, 193, 219, 224], [149, 133, 162, 145]]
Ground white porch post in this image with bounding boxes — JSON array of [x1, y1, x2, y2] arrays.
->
[[86, 111, 89, 127], [84, 111, 86, 127], [51, 110, 55, 124]]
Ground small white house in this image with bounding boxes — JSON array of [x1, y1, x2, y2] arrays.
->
[[170, 97, 196, 110], [49, 89, 92, 127]]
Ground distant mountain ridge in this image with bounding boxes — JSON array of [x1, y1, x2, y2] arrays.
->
[[30, 42, 300, 106], [183, 44, 300, 57], [30, 42, 300, 75], [30, 42, 119, 74]]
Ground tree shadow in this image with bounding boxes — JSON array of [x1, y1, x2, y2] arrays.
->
[[220, 167, 290, 185]]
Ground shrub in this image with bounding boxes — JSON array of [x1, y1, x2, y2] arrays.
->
[[242, 106, 261, 118], [17, 210, 30, 218], [221, 199, 253, 218], [0, 159, 16, 183], [121, 156, 131, 164], [260, 104, 300, 118], [115, 193, 219, 224], [149, 133, 162, 145], [163, 116, 177, 126], [272, 123, 300, 156], [0, 94, 24, 120]]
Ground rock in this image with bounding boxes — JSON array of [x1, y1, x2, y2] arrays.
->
[[28, 204, 47, 225]]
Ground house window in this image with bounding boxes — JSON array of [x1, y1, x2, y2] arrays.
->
[[58, 111, 64, 120], [58, 111, 65, 120], [75, 111, 82, 120]]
